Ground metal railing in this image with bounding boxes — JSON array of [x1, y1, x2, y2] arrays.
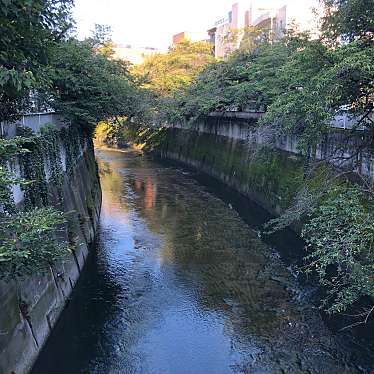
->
[[0, 112, 69, 138]]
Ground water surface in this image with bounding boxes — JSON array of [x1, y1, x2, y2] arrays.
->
[[32, 149, 367, 373]]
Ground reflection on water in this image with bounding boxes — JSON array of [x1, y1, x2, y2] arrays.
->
[[32, 149, 367, 374]]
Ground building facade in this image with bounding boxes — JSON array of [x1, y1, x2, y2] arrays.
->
[[211, 2, 287, 58], [209, 0, 319, 59], [172, 31, 209, 45], [113, 45, 159, 65]]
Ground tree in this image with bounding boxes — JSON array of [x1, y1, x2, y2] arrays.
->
[[48, 38, 142, 130], [321, 0, 374, 42], [89, 23, 116, 58], [165, 38, 291, 122], [223, 26, 269, 57], [152, 7, 374, 319], [302, 187, 374, 316], [0, 0, 74, 123], [260, 27, 374, 150], [133, 39, 215, 96]]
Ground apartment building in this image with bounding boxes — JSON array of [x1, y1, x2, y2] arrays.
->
[[210, 0, 318, 58]]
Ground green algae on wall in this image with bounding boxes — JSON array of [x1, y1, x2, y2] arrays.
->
[[160, 127, 306, 217]]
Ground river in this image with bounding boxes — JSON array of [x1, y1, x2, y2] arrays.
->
[[31, 149, 371, 374]]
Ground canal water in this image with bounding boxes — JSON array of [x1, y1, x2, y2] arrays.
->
[[31, 149, 370, 374]]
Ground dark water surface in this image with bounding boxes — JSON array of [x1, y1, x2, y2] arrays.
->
[[31, 149, 370, 374]]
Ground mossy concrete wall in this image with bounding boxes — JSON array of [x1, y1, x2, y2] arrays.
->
[[159, 117, 373, 219], [160, 121, 306, 219], [171, 116, 374, 178], [0, 142, 101, 374]]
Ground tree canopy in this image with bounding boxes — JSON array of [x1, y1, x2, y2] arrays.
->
[[48, 38, 142, 129], [321, 0, 374, 41], [133, 39, 215, 96], [1, 0, 374, 322], [0, 0, 74, 122], [161, 0, 374, 147], [0, 2, 146, 279]]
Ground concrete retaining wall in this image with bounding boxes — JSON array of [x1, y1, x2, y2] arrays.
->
[[160, 117, 373, 221], [0, 132, 101, 374], [171, 116, 374, 179]]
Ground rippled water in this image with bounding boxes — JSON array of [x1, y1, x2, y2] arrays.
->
[[31, 149, 368, 374]]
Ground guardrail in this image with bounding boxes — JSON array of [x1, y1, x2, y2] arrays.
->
[[0, 112, 69, 138]]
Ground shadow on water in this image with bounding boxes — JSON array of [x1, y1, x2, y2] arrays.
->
[[155, 155, 374, 368], [156, 157, 306, 262], [30, 232, 123, 373], [154, 155, 374, 356], [31, 149, 374, 374]]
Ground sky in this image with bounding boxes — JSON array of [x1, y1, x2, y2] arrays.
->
[[73, 0, 319, 51]]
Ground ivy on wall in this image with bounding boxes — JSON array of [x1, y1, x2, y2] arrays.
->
[[60, 125, 85, 176], [0, 124, 91, 279], [0, 208, 67, 278], [0, 137, 31, 214]]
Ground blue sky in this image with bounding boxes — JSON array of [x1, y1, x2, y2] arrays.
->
[[73, 0, 318, 50]]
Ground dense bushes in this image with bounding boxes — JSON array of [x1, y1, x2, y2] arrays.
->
[[303, 187, 374, 314]]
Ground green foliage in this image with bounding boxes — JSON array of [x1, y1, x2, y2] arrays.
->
[[303, 187, 374, 314], [159, 126, 374, 317], [0, 0, 140, 280], [40, 124, 64, 200], [60, 125, 83, 175], [18, 124, 69, 208], [0, 1, 143, 128], [133, 39, 215, 96], [0, 136, 32, 161], [160, 8, 373, 148], [321, 0, 374, 42], [261, 37, 374, 149], [264, 165, 337, 233], [49, 38, 143, 130], [0, 137, 32, 213], [137, 5, 374, 318], [94, 121, 126, 147], [90, 24, 116, 57], [133, 125, 168, 150], [0, 0, 74, 122], [161, 36, 296, 123], [20, 135, 50, 209], [95, 120, 167, 151], [0, 124, 93, 279], [223, 26, 269, 58], [0, 207, 67, 279]]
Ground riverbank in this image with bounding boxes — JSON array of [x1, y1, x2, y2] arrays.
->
[[95, 119, 374, 365], [31, 149, 373, 373], [157, 124, 373, 333], [0, 129, 101, 374]]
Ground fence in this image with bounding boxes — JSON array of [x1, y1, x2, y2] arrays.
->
[[0, 112, 68, 138]]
